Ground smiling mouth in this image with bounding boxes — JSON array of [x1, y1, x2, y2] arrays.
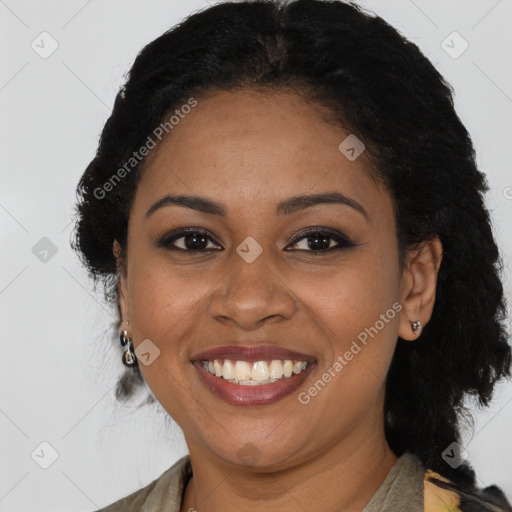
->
[[190, 344, 317, 405], [192, 357, 317, 406], [200, 358, 312, 385]]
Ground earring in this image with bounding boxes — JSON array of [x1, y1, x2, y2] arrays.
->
[[411, 320, 422, 336], [120, 328, 137, 367]]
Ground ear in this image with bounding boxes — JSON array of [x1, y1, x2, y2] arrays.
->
[[398, 236, 443, 341], [113, 239, 129, 323]]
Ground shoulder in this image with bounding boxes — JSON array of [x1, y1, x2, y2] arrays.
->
[[95, 455, 192, 512], [424, 468, 512, 512], [424, 469, 461, 512]]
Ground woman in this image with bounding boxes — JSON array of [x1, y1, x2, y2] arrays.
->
[[71, 0, 512, 510]]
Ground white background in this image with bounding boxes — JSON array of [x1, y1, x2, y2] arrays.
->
[[1, 0, 511, 510]]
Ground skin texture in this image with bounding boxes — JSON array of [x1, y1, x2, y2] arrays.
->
[[113, 88, 443, 512]]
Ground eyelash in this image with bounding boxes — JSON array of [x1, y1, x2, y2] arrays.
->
[[157, 227, 356, 254]]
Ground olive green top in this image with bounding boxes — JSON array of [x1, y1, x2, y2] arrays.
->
[[96, 451, 427, 512]]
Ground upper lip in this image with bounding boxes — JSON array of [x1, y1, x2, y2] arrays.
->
[[190, 345, 317, 362]]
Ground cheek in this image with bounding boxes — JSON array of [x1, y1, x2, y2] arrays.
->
[[125, 262, 203, 419], [298, 253, 401, 413], [125, 262, 203, 383], [301, 249, 399, 341], [129, 258, 206, 329], [297, 261, 400, 431]]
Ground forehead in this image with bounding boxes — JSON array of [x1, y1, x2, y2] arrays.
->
[[134, 88, 388, 219]]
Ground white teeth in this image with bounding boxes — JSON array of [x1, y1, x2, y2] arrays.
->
[[213, 360, 223, 377], [293, 361, 305, 374], [222, 360, 234, 380], [233, 360, 252, 381], [269, 360, 283, 379], [283, 360, 293, 378], [237, 379, 261, 386], [252, 361, 269, 381], [202, 358, 310, 385]]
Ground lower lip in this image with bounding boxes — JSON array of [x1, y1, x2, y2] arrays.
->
[[192, 360, 316, 406]]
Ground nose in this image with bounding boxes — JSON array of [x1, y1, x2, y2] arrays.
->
[[208, 248, 297, 330]]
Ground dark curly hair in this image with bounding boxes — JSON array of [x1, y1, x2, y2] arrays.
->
[[71, 0, 512, 509]]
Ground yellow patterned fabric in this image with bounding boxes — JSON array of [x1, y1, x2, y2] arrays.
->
[[424, 469, 462, 512]]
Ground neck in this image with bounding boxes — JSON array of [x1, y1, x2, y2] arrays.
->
[[180, 417, 398, 512]]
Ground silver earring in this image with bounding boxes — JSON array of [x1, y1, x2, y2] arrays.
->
[[411, 320, 422, 336], [120, 328, 137, 367]]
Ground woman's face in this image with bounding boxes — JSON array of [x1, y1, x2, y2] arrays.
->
[[115, 88, 439, 469]]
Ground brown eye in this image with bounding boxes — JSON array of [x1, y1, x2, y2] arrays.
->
[[286, 228, 356, 253], [157, 228, 222, 252]]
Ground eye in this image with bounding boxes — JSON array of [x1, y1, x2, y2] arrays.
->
[[157, 227, 356, 254], [157, 228, 222, 252], [286, 228, 356, 253]]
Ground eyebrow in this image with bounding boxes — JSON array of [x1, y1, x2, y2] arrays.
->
[[145, 192, 368, 220]]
